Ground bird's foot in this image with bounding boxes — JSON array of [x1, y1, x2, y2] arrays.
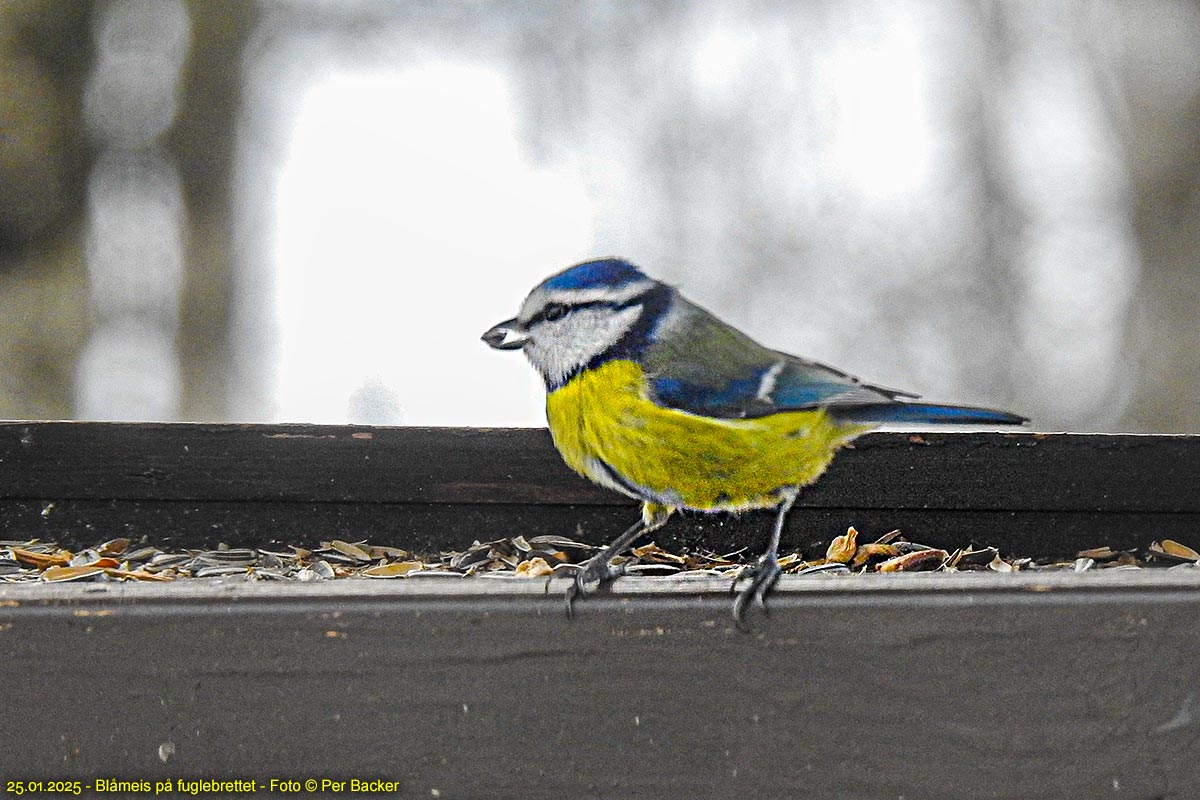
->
[[565, 555, 626, 618], [731, 553, 782, 630]]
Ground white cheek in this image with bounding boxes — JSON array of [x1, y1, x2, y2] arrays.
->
[[524, 305, 642, 385]]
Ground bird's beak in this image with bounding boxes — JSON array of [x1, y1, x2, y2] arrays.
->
[[481, 318, 529, 350]]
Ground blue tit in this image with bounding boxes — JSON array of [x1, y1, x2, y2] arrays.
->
[[482, 257, 1026, 623]]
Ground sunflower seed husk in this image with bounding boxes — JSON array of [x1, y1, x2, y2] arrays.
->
[[296, 560, 336, 582], [949, 547, 999, 568], [825, 527, 859, 563], [873, 530, 904, 545], [122, 547, 161, 563], [327, 540, 373, 562], [1149, 540, 1200, 563], [514, 557, 554, 577], [361, 561, 423, 578], [877, 549, 949, 572], [796, 562, 850, 575], [148, 552, 191, 568], [988, 553, 1018, 572], [851, 543, 902, 569], [528, 534, 596, 551], [41, 565, 106, 582], [195, 566, 250, 578], [1077, 546, 1118, 560], [97, 538, 131, 556]]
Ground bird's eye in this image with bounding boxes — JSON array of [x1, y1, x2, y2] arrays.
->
[[543, 303, 568, 322]]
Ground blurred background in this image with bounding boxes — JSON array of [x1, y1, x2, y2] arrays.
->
[[1, 0, 1198, 431]]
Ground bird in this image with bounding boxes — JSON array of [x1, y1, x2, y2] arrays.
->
[[482, 257, 1026, 624]]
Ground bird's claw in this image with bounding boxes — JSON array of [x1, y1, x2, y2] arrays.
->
[[564, 556, 625, 618], [732, 554, 782, 630]]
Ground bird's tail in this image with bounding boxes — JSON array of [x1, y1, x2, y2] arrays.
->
[[829, 402, 1028, 426]]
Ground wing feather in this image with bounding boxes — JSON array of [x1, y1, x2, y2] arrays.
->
[[641, 299, 910, 419]]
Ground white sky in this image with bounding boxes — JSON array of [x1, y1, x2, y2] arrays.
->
[[270, 42, 942, 427], [273, 64, 594, 426]]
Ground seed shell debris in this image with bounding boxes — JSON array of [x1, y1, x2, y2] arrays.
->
[[0, 529, 1194, 586]]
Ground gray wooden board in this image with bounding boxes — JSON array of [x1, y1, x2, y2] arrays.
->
[[3, 573, 1200, 799]]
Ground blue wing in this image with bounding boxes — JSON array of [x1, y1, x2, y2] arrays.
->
[[642, 299, 1025, 425], [649, 359, 909, 418]]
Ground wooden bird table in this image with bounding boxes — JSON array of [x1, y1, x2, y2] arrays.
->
[[1, 423, 1198, 799]]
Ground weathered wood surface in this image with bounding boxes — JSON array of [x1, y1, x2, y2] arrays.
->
[[4, 425, 1198, 798], [4, 573, 1200, 799], [0, 422, 1196, 555]]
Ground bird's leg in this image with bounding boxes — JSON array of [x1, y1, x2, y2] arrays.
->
[[732, 492, 797, 627], [564, 517, 643, 616], [566, 504, 672, 617]]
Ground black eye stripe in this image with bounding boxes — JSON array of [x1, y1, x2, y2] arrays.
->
[[527, 293, 649, 326]]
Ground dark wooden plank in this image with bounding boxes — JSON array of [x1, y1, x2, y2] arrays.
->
[[3, 576, 1199, 799], [0, 422, 1197, 554], [0, 423, 1196, 512]]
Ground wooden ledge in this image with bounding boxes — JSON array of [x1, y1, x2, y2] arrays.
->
[[0, 422, 1196, 556], [3, 572, 1199, 798], [6, 568, 1200, 604], [3, 423, 1199, 797]]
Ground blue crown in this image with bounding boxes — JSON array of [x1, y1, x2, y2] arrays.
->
[[540, 258, 648, 292]]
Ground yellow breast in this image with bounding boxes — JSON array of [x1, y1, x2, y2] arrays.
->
[[545, 359, 870, 512]]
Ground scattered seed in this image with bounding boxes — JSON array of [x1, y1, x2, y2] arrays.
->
[[103, 568, 172, 582], [12, 548, 70, 569], [851, 543, 901, 569], [776, 552, 807, 570], [97, 538, 131, 556], [826, 527, 859, 563], [514, 557, 554, 577], [1077, 546, 1118, 560], [327, 540, 373, 562], [310, 560, 335, 579], [631, 543, 686, 564], [795, 562, 850, 576], [988, 553, 1018, 573], [944, 547, 988, 570], [361, 561, 423, 578], [877, 549, 949, 572], [528, 534, 596, 551], [195, 566, 250, 578], [367, 545, 410, 560], [0, 529, 1190, 586], [41, 565, 106, 582], [1149, 540, 1200, 563], [874, 530, 904, 545]]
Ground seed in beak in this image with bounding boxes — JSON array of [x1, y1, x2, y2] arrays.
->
[[481, 320, 527, 350]]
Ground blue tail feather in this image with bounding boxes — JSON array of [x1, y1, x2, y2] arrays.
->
[[830, 402, 1028, 426]]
